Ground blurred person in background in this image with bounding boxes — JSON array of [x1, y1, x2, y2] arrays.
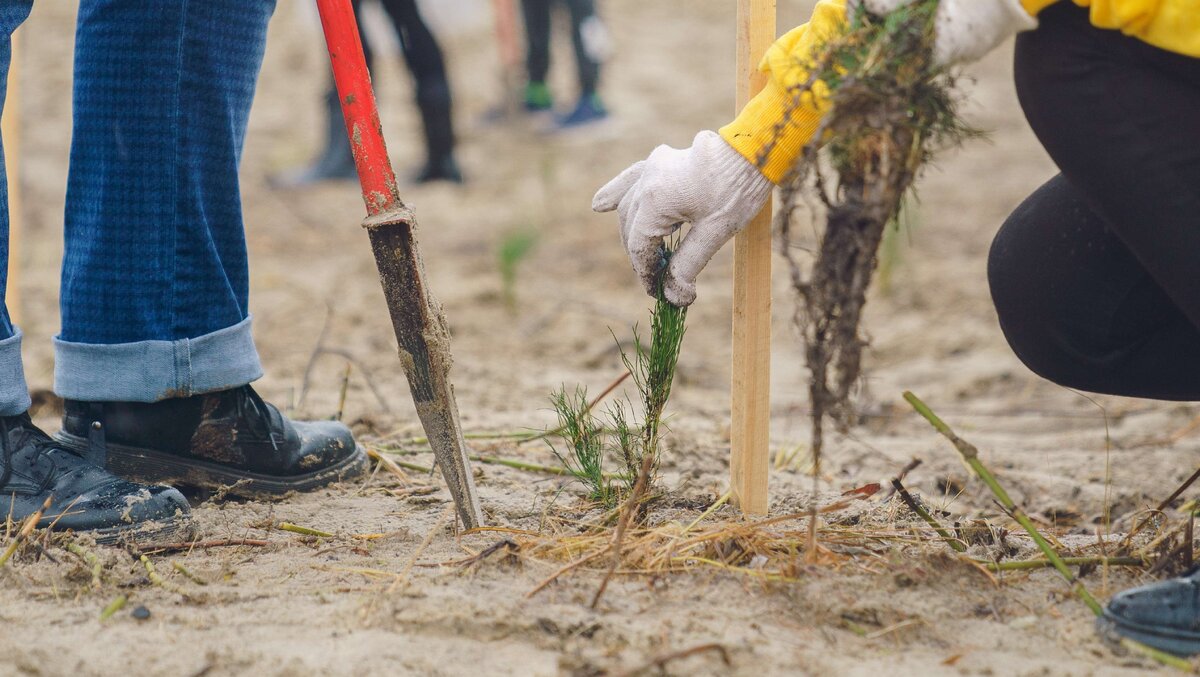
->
[[274, 0, 462, 186], [592, 0, 1200, 658], [520, 0, 610, 129], [0, 1, 368, 544]]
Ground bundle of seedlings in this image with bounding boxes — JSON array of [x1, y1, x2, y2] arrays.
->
[[772, 1, 980, 477], [548, 249, 687, 508]]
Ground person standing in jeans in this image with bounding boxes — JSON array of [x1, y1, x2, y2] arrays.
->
[[520, 0, 609, 129], [0, 0, 368, 544]]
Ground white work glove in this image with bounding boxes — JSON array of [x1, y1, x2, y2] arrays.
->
[[850, 0, 1037, 65], [593, 131, 772, 307]]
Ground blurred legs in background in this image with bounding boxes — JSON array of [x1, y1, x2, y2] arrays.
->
[[520, 0, 608, 128], [274, 0, 461, 187]]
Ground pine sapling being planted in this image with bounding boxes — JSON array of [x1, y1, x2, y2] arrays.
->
[[547, 248, 688, 506]]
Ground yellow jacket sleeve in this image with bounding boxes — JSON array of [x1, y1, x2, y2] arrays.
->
[[1060, 0, 1200, 57], [721, 0, 1198, 185], [718, 0, 847, 185]]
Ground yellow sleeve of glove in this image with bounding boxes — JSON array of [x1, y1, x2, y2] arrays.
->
[[718, 0, 847, 185]]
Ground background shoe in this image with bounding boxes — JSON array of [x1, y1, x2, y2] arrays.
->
[[414, 80, 464, 184], [523, 81, 554, 113], [1096, 569, 1200, 657], [56, 386, 368, 499], [1, 413, 190, 544], [268, 88, 358, 189], [556, 94, 608, 130]]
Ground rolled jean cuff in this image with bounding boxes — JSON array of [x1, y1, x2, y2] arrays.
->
[[54, 316, 264, 402], [0, 329, 31, 416]]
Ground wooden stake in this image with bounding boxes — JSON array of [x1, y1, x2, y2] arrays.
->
[[4, 34, 21, 326], [730, 0, 775, 516]]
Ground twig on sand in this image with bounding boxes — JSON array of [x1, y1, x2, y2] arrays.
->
[[279, 523, 334, 538], [367, 448, 412, 485], [99, 595, 127, 621], [388, 504, 454, 594], [450, 538, 519, 568], [66, 541, 103, 590], [612, 643, 731, 677], [903, 391, 1196, 673], [983, 556, 1143, 572], [891, 478, 966, 553], [298, 305, 391, 413], [141, 554, 188, 596], [0, 495, 50, 568], [592, 454, 654, 609], [130, 538, 270, 556], [1120, 464, 1200, 551], [526, 549, 609, 599], [171, 561, 209, 586]]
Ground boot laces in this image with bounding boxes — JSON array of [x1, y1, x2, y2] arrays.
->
[[233, 386, 285, 451], [0, 414, 64, 493]]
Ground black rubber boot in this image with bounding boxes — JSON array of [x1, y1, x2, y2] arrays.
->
[[269, 88, 358, 188], [55, 386, 368, 499], [1097, 568, 1200, 656], [1, 413, 190, 544], [412, 81, 463, 184]]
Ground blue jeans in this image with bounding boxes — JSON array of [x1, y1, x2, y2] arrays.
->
[[0, 0, 276, 416]]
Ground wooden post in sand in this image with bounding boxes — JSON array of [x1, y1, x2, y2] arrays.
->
[[730, 0, 775, 516], [4, 35, 21, 326]]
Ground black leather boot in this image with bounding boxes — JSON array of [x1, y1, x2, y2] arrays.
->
[[412, 81, 463, 184], [269, 88, 358, 188], [1097, 567, 1200, 656], [1, 413, 190, 544], [55, 386, 368, 499]]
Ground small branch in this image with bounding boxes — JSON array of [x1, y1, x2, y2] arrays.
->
[[891, 478, 965, 553], [279, 523, 334, 538], [904, 391, 1103, 616], [130, 538, 270, 556], [0, 495, 51, 568], [612, 643, 731, 677], [592, 455, 653, 609], [982, 556, 1143, 572]]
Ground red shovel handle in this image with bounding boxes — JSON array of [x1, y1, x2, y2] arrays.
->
[[316, 0, 400, 216]]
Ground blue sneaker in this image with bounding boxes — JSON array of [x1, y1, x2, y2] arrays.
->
[[556, 94, 608, 129]]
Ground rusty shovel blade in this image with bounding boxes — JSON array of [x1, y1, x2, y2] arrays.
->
[[364, 207, 484, 529]]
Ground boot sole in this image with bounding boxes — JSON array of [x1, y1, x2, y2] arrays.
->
[[54, 432, 370, 500], [87, 514, 195, 547]]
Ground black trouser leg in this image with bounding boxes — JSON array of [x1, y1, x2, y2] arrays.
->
[[562, 0, 600, 97], [988, 3, 1200, 400], [377, 0, 457, 179], [521, 0, 551, 84]]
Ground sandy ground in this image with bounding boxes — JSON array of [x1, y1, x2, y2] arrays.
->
[[2, 1, 1197, 675]]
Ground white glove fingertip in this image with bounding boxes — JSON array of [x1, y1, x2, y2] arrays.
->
[[593, 161, 644, 213], [663, 275, 697, 308]]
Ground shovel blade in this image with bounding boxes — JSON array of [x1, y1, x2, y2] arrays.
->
[[365, 208, 484, 529]]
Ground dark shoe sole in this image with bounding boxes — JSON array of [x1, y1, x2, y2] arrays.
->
[[54, 432, 370, 499], [88, 513, 195, 547], [1096, 611, 1200, 658]]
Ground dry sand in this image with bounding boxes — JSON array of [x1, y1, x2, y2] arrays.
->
[[1, 1, 1194, 675]]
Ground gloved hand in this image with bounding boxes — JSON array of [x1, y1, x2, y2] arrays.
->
[[849, 0, 1037, 65], [593, 130, 773, 307]]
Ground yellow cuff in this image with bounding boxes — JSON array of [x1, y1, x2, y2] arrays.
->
[[718, 77, 829, 185]]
